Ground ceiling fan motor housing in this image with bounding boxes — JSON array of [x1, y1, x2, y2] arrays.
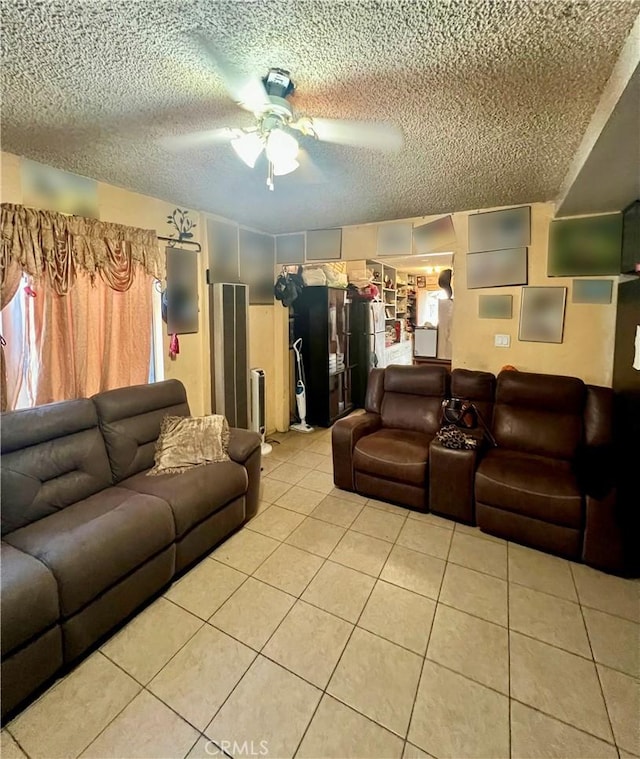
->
[[263, 68, 295, 99]]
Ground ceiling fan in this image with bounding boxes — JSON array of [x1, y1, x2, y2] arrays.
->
[[162, 37, 404, 190]]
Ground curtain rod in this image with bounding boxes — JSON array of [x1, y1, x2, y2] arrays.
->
[[158, 235, 202, 253]]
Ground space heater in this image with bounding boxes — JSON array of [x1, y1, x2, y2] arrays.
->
[[250, 368, 272, 455]]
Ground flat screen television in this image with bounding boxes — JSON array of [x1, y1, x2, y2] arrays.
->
[[621, 199, 640, 274]]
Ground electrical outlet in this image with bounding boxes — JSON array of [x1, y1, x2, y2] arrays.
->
[[494, 334, 511, 347]]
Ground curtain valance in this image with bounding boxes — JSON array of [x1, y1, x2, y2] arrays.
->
[[0, 203, 163, 301]]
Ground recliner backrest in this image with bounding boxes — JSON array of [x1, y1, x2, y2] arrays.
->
[[451, 368, 496, 426], [378, 365, 449, 435], [493, 370, 586, 460], [92, 379, 190, 482], [0, 399, 113, 535]]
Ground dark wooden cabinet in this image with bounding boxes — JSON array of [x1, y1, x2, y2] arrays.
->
[[292, 286, 354, 427]]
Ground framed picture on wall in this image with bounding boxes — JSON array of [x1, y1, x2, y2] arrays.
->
[[479, 294, 513, 319], [468, 206, 530, 252], [416, 275, 426, 288], [572, 279, 613, 304], [413, 215, 456, 253], [519, 286, 567, 343], [548, 214, 622, 276], [467, 247, 528, 289]]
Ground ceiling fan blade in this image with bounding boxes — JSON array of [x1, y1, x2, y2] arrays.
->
[[194, 35, 270, 114], [158, 127, 240, 151], [311, 118, 404, 152]]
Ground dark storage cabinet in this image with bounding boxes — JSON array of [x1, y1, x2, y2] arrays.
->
[[293, 286, 354, 427]]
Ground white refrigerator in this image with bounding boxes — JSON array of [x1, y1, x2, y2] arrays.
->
[[368, 301, 387, 369]]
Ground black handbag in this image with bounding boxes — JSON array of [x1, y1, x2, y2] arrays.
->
[[441, 397, 497, 447]]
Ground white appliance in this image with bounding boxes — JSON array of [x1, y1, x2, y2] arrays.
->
[[414, 326, 438, 358], [250, 368, 272, 455], [367, 301, 387, 369]]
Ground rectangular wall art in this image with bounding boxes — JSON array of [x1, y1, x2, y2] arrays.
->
[[478, 294, 513, 319], [519, 287, 567, 343], [467, 247, 528, 289], [572, 279, 613, 304], [468, 206, 530, 252], [548, 214, 622, 276], [413, 215, 456, 253]]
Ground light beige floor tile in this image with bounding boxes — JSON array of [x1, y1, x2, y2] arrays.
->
[[267, 461, 312, 485], [509, 584, 590, 657], [297, 470, 335, 495], [285, 517, 346, 558], [288, 450, 328, 470], [408, 510, 454, 530], [453, 521, 505, 543], [439, 562, 507, 625], [148, 625, 255, 730], [380, 545, 445, 600], [330, 530, 393, 577], [297, 694, 404, 759], [509, 544, 577, 601], [253, 543, 324, 596], [254, 500, 271, 515], [210, 577, 295, 649], [408, 660, 509, 759], [260, 477, 292, 504], [583, 607, 639, 677], [1, 732, 27, 759], [572, 563, 640, 623], [246, 504, 306, 540], [329, 487, 368, 505], [259, 456, 282, 475], [101, 597, 202, 684], [185, 735, 222, 758], [212, 528, 280, 574], [403, 742, 435, 758], [618, 752, 640, 759], [315, 455, 334, 474], [308, 438, 332, 455], [276, 485, 327, 515], [301, 560, 376, 622], [269, 444, 298, 462], [205, 656, 321, 758], [8, 653, 140, 759], [367, 498, 409, 517], [351, 505, 406, 542], [263, 601, 352, 687], [81, 690, 199, 758], [510, 701, 617, 759], [311, 495, 365, 527], [597, 664, 640, 755], [359, 580, 435, 654], [396, 520, 452, 560], [510, 631, 613, 741], [328, 627, 422, 737], [448, 532, 507, 579], [165, 559, 246, 620], [427, 604, 508, 693]]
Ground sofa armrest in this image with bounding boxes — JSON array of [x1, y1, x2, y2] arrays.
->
[[332, 413, 381, 491], [582, 489, 630, 575], [228, 428, 262, 521], [429, 441, 478, 524]]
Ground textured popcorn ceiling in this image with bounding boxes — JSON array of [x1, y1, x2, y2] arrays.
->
[[1, 0, 638, 233]]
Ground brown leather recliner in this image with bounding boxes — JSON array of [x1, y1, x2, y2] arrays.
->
[[332, 365, 449, 510], [475, 370, 616, 562]]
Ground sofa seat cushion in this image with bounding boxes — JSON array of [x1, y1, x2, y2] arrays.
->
[[354, 429, 432, 486], [1, 542, 60, 656], [120, 461, 248, 538], [476, 449, 583, 528], [4, 487, 175, 617]]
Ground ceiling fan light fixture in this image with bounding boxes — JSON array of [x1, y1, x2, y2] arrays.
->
[[265, 128, 299, 164], [272, 158, 300, 176], [231, 132, 264, 168]]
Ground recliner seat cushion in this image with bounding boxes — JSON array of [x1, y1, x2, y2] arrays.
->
[[120, 461, 248, 538], [4, 487, 175, 617], [1, 543, 60, 656], [353, 429, 432, 485], [476, 449, 583, 528]]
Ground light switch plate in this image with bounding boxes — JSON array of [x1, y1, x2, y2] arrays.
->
[[494, 334, 511, 347]]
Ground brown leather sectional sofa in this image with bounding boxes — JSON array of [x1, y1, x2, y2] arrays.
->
[[333, 365, 631, 576], [0, 379, 261, 718]]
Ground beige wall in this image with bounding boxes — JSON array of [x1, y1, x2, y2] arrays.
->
[[0, 151, 293, 425]]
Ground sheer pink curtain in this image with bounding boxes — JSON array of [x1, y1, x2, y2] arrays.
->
[[2, 270, 152, 408]]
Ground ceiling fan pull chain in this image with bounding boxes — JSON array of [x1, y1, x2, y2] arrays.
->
[[267, 160, 275, 191]]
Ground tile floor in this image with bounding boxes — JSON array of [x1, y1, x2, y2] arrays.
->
[[3, 427, 639, 759]]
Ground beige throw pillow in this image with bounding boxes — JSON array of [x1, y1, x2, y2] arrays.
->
[[148, 414, 230, 476]]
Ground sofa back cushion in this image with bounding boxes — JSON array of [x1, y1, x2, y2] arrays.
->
[[380, 365, 449, 435], [451, 368, 496, 426], [493, 371, 585, 460], [92, 379, 190, 482], [0, 399, 113, 535]]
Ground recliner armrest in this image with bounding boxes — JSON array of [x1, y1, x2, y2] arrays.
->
[[227, 428, 261, 464], [332, 413, 381, 491]]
